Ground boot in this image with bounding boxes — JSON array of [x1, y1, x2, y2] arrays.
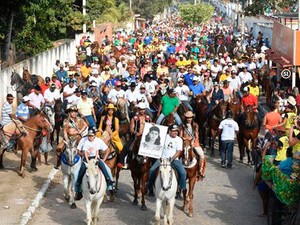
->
[[54, 152, 62, 169], [198, 158, 206, 180]]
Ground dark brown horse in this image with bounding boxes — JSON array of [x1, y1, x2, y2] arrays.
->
[[182, 139, 199, 217], [0, 111, 52, 177], [194, 95, 209, 147], [227, 92, 241, 121], [116, 98, 130, 141], [51, 99, 63, 145], [128, 137, 151, 211], [162, 113, 175, 127], [207, 101, 228, 156], [238, 106, 259, 164]]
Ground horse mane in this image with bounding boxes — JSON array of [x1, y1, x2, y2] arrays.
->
[[87, 159, 98, 174]]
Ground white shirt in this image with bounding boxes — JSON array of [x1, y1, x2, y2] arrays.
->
[[28, 92, 45, 109], [145, 80, 158, 94], [238, 71, 253, 83], [247, 62, 256, 71], [108, 89, 126, 104], [63, 85, 77, 102], [44, 89, 60, 103], [82, 137, 108, 157], [219, 118, 239, 141], [227, 76, 241, 91], [125, 89, 138, 104], [161, 134, 183, 159], [68, 95, 81, 105], [175, 85, 190, 101], [89, 75, 103, 88], [136, 92, 151, 109], [210, 64, 222, 78]]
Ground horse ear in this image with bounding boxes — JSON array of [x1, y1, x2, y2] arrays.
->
[[160, 158, 162, 163]]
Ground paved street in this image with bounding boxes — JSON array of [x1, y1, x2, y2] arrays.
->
[[24, 145, 267, 225]]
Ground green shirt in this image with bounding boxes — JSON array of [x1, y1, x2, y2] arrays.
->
[[161, 95, 180, 116]]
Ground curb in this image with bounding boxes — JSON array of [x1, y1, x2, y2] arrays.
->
[[20, 168, 59, 225]]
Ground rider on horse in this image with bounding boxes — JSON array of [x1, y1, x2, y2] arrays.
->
[[96, 103, 123, 153], [55, 104, 88, 169], [74, 128, 115, 201], [117, 102, 151, 168], [207, 81, 224, 116], [148, 124, 187, 197], [180, 111, 206, 180]]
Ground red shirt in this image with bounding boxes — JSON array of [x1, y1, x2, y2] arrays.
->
[[40, 84, 50, 96], [296, 94, 300, 105], [242, 93, 258, 108], [167, 58, 177, 65]]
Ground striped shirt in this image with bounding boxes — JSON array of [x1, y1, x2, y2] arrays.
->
[[1, 102, 13, 126], [16, 103, 30, 121]]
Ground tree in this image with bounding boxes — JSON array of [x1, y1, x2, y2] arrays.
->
[[244, 0, 297, 16], [179, 3, 214, 25]]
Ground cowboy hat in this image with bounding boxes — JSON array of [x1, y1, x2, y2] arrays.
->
[[137, 102, 147, 109], [184, 111, 194, 118], [65, 104, 78, 113], [287, 96, 296, 106], [106, 103, 117, 111]]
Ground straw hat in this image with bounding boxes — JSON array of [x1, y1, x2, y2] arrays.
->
[[184, 111, 194, 118], [287, 96, 296, 106], [106, 103, 117, 111], [65, 104, 78, 113]]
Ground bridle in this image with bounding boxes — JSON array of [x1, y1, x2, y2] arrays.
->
[[160, 160, 173, 191]]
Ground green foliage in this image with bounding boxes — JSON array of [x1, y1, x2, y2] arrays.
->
[[244, 0, 297, 15], [179, 3, 214, 25]]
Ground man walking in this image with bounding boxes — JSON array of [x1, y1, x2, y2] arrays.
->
[[218, 110, 239, 169]]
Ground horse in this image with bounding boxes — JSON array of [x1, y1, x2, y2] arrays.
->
[[161, 113, 175, 127], [154, 158, 177, 225], [43, 104, 55, 127], [61, 140, 82, 209], [227, 92, 241, 121], [182, 139, 199, 217], [238, 106, 259, 164], [10, 72, 34, 101], [194, 95, 209, 147], [51, 99, 63, 145], [128, 137, 151, 210], [207, 101, 228, 156], [0, 111, 52, 177], [116, 98, 130, 141], [82, 159, 107, 225]]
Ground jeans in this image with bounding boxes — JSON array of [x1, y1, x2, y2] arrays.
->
[[156, 112, 182, 125], [75, 158, 114, 192], [182, 100, 194, 112], [220, 140, 234, 167], [84, 115, 96, 128], [148, 159, 186, 191]]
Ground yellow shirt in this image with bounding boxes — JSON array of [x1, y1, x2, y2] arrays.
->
[[275, 136, 289, 161], [248, 85, 259, 97], [292, 129, 300, 153], [157, 66, 169, 77], [219, 74, 230, 82], [176, 60, 186, 68], [77, 98, 93, 116], [80, 66, 92, 80], [285, 112, 297, 130]]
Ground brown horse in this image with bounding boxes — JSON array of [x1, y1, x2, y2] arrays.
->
[[162, 113, 175, 127], [128, 137, 151, 211], [238, 106, 259, 164], [207, 101, 228, 156], [227, 92, 241, 121], [182, 139, 199, 217], [0, 111, 52, 177], [194, 95, 209, 147], [51, 99, 63, 145], [116, 98, 130, 141]]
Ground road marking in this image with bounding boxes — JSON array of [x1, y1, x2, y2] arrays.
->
[[20, 168, 59, 225]]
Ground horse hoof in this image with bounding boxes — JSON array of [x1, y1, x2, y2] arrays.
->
[[188, 212, 193, 217], [64, 196, 70, 202], [141, 205, 147, 211], [70, 203, 77, 209], [132, 199, 138, 205]]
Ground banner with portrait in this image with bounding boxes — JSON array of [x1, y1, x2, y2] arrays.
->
[[138, 123, 168, 159]]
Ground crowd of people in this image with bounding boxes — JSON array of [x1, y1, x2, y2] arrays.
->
[[1, 10, 300, 214]]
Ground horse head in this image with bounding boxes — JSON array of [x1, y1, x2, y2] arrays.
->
[[85, 159, 100, 194], [35, 111, 53, 132], [159, 158, 174, 191], [43, 105, 55, 127], [116, 98, 129, 122], [54, 99, 63, 115], [244, 106, 255, 127], [183, 139, 194, 166], [10, 72, 23, 87], [63, 140, 78, 166], [215, 101, 227, 120], [162, 113, 175, 126]]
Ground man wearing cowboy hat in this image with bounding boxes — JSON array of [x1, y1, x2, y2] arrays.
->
[[148, 124, 186, 196], [117, 102, 151, 168], [55, 104, 88, 169]]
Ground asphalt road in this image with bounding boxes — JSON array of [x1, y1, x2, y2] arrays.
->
[[25, 145, 267, 225]]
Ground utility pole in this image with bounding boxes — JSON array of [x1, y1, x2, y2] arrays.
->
[[83, 0, 86, 33]]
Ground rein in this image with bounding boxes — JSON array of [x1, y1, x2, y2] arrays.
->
[[22, 125, 42, 132]]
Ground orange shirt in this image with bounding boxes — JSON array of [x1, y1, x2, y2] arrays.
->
[[264, 111, 281, 130], [40, 84, 49, 96], [242, 93, 258, 108]]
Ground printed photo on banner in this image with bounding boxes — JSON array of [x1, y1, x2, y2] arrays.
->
[[138, 123, 168, 159]]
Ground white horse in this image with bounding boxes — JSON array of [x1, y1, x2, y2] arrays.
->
[[82, 159, 107, 225], [154, 158, 178, 225], [61, 140, 81, 209]]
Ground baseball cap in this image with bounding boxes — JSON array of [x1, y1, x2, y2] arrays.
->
[[22, 96, 30, 102], [177, 77, 184, 82], [169, 124, 179, 131], [243, 86, 250, 92]]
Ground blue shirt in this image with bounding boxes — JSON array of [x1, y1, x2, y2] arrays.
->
[[211, 89, 224, 104], [56, 70, 67, 81], [279, 157, 293, 176], [16, 103, 30, 121], [166, 45, 176, 55], [105, 78, 118, 87], [184, 73, 195, 87], [189, 83, 205, 97]]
